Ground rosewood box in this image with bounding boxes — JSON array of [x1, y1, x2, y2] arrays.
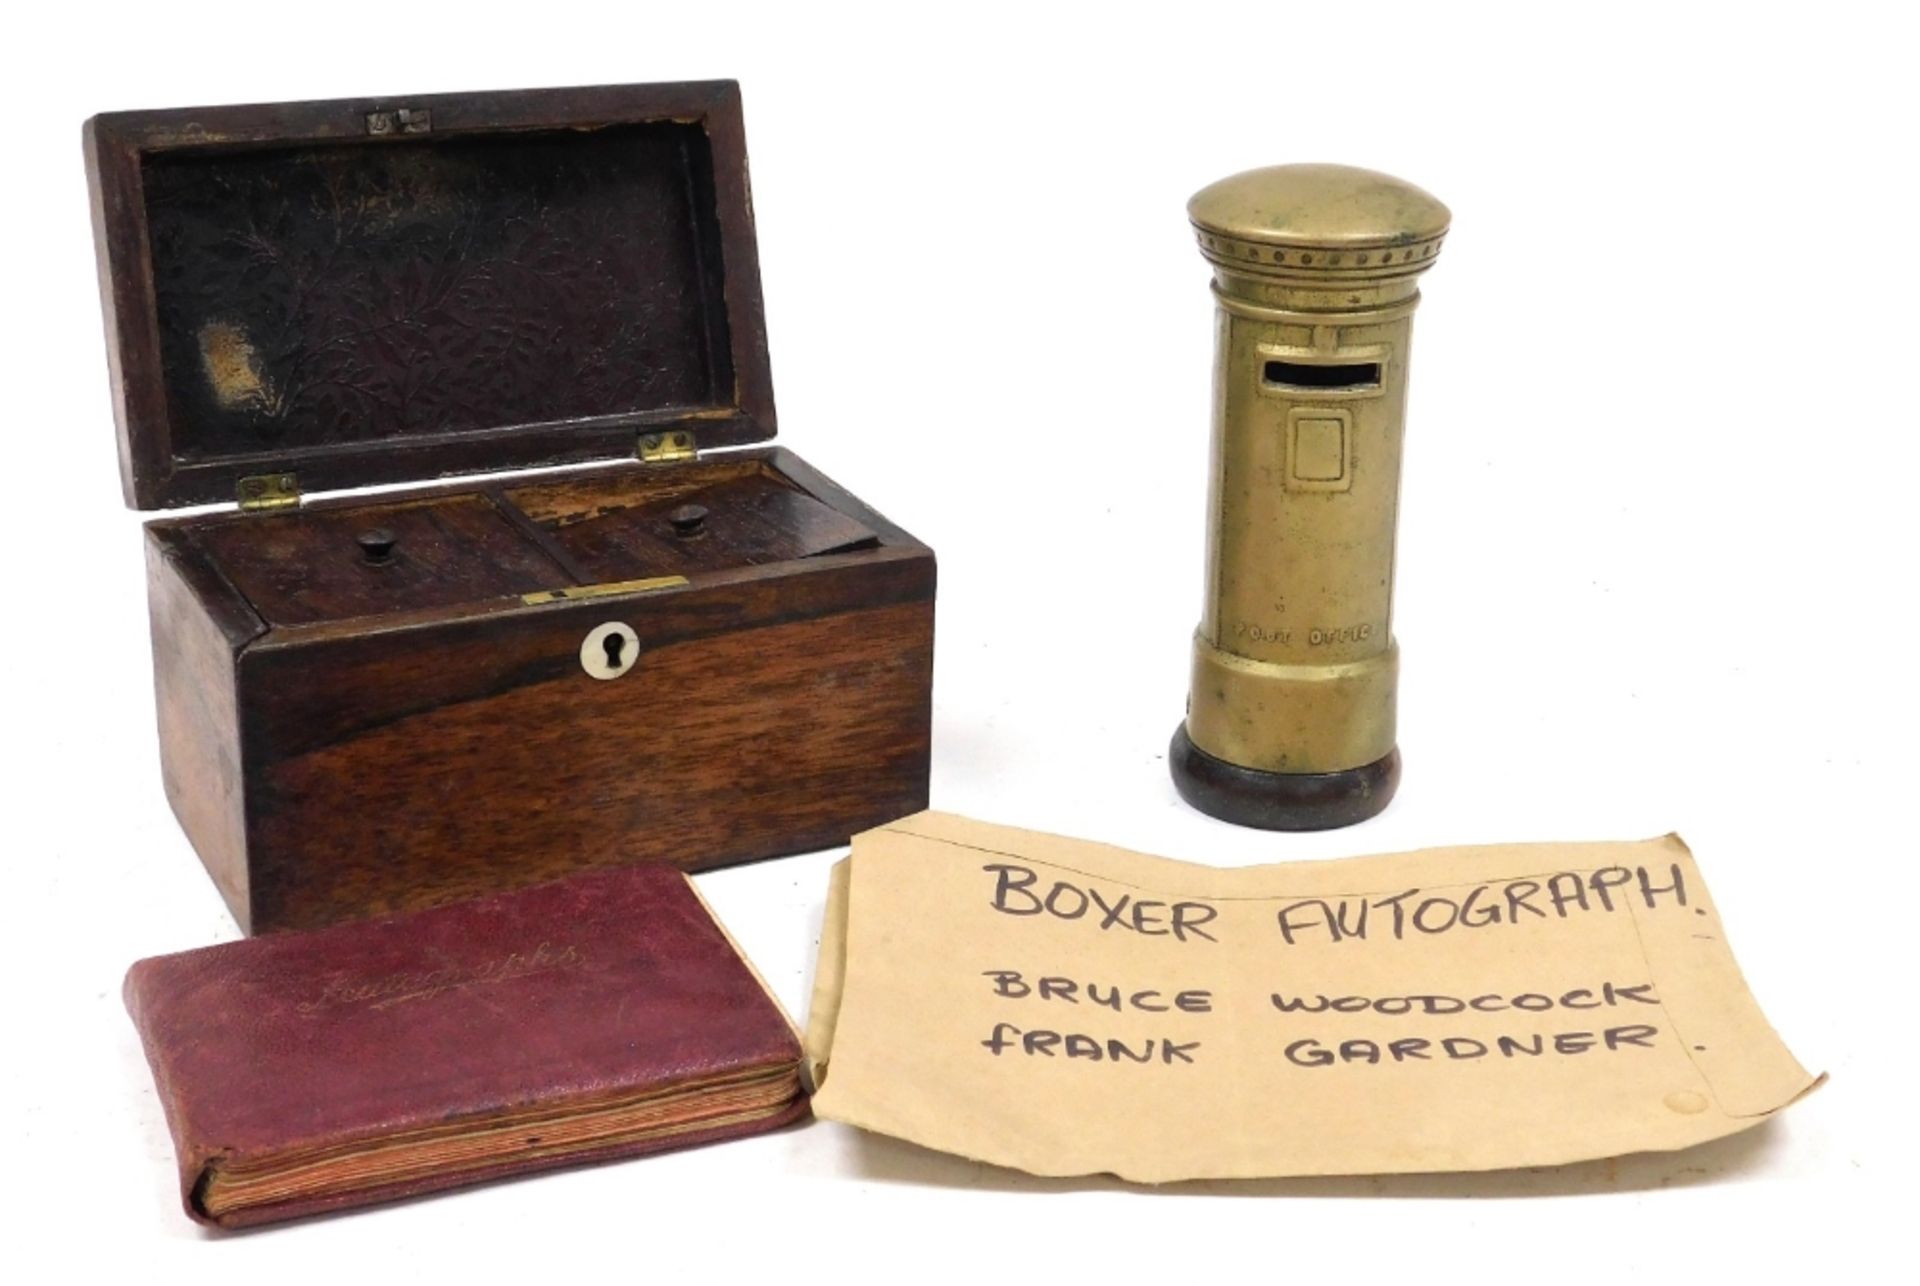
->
[[86, 82, 935, 934]]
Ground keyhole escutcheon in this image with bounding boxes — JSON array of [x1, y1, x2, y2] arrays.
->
[[580, 621, 640, 680]]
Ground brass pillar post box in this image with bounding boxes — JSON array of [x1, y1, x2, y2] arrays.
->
[[1170, 164, 1449, 829]]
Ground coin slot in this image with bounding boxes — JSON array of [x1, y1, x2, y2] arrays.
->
[[1263, 359, 1380, 390]]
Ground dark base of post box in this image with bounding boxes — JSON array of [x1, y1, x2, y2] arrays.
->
[[1167, 725, 1400, 831]]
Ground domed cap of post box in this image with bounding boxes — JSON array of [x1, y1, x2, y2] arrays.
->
[[1189, 163, 1449, 280]]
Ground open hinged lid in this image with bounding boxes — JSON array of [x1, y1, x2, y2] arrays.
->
[[86, 81, 775, 510]]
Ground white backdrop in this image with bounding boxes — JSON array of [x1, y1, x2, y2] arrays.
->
[[2, 2, 1911, 1280]]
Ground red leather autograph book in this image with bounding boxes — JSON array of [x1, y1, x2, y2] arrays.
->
[[124, 863, 808, 1229]]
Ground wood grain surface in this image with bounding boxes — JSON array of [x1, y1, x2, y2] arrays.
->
[[100, 82, 934, 933], [245, 595, 932, 931], [145, 527, 264, 924], [144, 449, 934, 933]]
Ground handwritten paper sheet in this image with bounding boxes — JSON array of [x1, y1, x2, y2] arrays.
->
[[806, 812, 1819, 1181]]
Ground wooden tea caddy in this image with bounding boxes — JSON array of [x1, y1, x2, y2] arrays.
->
[[85, 82, 935, 934]]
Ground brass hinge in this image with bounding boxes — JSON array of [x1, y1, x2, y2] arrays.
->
[[366, 107, 431, 136], [638, 430, 698, 463], [237, 472, 301, 512]]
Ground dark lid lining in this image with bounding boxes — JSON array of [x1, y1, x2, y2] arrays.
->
[[87, 82, 775, 510]]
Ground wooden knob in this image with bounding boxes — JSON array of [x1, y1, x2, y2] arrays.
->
[[668, 504, 708, 537], [356, 528, 398, 564]]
